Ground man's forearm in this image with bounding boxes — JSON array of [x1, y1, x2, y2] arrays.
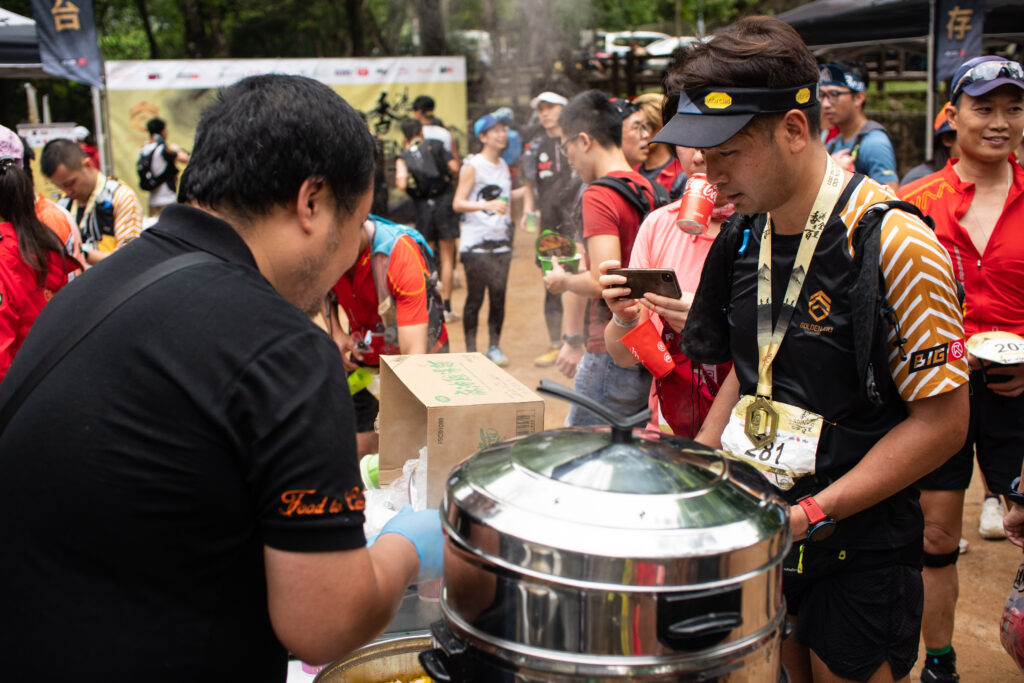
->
[[814, 384, 968, 523], [695, 368, 738, 449], [562, 291, 587, 335], [564, 271, 603, 299]]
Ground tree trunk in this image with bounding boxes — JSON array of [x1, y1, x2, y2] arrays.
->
[[134, 0, 160, 59], [345, 0, 365, 56], [418, 0, 446, 56]]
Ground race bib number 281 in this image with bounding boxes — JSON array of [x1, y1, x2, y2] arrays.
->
[[720, 395, 824, 490]]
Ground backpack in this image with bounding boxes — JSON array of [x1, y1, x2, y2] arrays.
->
[[58, 177, 120, 245], [829, 120, 888, 176], [590, 175, 670, 222], [136, 140, 173, 192], [367, 215, 447, 354], [400, 140, 450, 200], [683, 196, 941, 407]]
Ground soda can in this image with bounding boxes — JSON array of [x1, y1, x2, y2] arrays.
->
[[676, 173, 718, 234]]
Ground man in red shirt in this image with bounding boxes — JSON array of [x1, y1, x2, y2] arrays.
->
[[899, 55, 1024, 683], [543, 90, 655, 426], [329, 216, 448, 454]]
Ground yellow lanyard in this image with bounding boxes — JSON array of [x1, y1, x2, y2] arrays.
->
[[754, 155, 843, 399]]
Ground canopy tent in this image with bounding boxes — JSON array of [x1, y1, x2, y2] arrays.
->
[[778, 0, 1024, 158], [0, 8, 108, 171], [778, 0, 1024, 49], [0, 8, 46, 78]]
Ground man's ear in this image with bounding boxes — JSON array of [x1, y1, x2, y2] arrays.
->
[[295, 176, 326, 234], [946, 103, 959, 132], [781, 109, 810, 154]]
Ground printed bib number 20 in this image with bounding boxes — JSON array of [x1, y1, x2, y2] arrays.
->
[[720, 395, 824, 490]]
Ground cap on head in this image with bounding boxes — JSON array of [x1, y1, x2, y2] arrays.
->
[[951, 55, 1024, 104], [818, 63, 866, 93], [474, 114, 502, 137], [652, 83, 819, 148], [608, 97, 638, 122], [412, 95, 436, 113], [0, 125, 24, 168], [934, 102, 954, 137], [492, 107, 514, 123], [530, 91, 569, 109]]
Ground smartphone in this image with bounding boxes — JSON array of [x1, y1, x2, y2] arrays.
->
[[606, 268, 682, 299]]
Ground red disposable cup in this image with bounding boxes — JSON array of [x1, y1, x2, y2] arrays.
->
[[620, 318, 676, 378]]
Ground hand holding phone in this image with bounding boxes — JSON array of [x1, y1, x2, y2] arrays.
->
[[606, 268, 682, 299]]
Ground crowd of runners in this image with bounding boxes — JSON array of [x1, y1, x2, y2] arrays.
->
[[1, 13, 1024, 683]]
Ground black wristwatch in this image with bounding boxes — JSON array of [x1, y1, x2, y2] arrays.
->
[[798, 496, 836, 542], [1008, 477, 1024, 507], [563, 333, 586, 348]]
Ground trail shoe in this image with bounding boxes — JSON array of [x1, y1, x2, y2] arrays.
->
[[921, 648, 959, 683], [979, 496, 1007, 539], [534, 344, 561, 367], [486, 346, 510, 367]]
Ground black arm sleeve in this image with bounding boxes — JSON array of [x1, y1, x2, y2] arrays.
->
[[680, 215, 748, 365]]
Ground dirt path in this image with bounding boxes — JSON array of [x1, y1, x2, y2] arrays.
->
[[444, 222, 1022, 682]]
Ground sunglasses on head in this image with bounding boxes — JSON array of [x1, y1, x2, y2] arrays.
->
[[954, 60, 1024, 99]]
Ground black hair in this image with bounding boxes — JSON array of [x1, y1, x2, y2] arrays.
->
[[177, 74, 375, 223], [40, 138, 85, 177], [146, 117, 166, 136], [412, 95, 436, 113], [558, 90, 622, 149], [0, 159, 69, 287], [674, 16, 822, 138], [401, 118, 423, 141], [18, 135, 35, 185]]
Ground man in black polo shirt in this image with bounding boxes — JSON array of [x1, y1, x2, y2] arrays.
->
[[0, 75, 442, 681], [662, 17, 969, 683]]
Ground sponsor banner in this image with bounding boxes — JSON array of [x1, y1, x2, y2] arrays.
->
[[104, 58, 467, 202], [105, 56, 466, 91], [30, 0, 103, 88], [936, 0, 984, 83]]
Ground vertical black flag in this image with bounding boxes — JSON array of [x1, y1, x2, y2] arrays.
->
[[936, 0, 985, 85], [30, 0, 104, 88]]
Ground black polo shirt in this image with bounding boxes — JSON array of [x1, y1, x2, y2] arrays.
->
[[0, 205, 364, 682]]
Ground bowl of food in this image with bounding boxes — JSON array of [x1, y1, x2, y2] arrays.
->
[[313, 634, 432, 683]]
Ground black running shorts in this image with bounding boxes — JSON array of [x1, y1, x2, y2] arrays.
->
[[785, 555, 923, 682], [918, 370, 1024, 495]]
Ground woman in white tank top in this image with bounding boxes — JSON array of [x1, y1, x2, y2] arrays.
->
[[452, 114, 525, 366]]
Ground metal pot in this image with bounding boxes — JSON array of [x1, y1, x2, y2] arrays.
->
[[421, 380, 791, 681]]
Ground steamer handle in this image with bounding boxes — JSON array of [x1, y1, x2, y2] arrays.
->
[[537, 379, 650, 443], [418, 649, 453, 682], [666, 612, 742, 638]]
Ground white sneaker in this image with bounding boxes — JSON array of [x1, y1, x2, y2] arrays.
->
[[979, 496, 1007, 539], [486, 346, 510, 367]]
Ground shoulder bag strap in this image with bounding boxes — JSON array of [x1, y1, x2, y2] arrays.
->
[[0, 251, 221, 437]]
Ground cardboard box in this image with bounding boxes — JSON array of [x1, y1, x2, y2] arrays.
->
[[378, 353, 545, 507]]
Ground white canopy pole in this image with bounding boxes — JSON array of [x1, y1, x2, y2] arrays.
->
[[91, 85, 106, 173]]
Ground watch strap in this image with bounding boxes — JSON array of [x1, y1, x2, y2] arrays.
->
[[798, 496, 828, 525]]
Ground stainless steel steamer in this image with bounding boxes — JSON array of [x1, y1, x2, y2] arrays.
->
[[420, 380, 792, 682]]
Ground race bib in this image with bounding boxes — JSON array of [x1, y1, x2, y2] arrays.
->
[[721, 395, 823, 490]]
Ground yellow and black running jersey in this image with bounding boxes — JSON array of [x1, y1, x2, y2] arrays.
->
[[687, 173, 967, 550]]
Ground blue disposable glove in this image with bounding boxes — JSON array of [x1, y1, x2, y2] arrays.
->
[[379, 505, 444, 583]]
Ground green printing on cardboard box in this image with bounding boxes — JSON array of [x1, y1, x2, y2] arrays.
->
[[425, 359, 487, 396]]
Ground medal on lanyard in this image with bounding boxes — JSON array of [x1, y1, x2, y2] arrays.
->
[[744, 155, 843, 449]]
